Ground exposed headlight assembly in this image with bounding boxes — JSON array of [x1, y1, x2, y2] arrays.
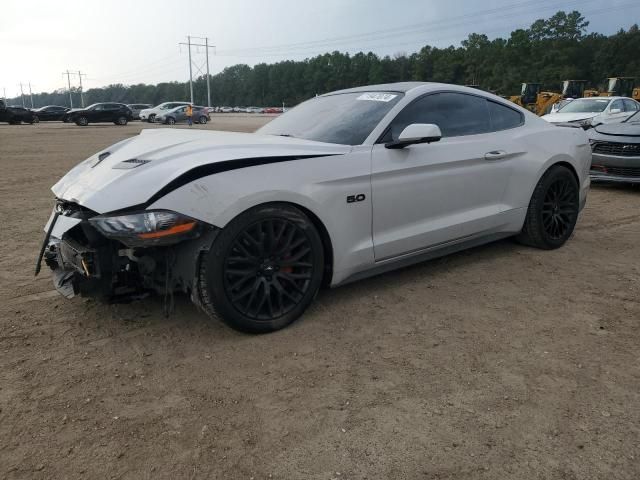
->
[[89, 210, 199, 247]]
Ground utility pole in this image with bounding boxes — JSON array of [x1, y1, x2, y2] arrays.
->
[[19, 83, 25, 107], [28, 82, 34, 108], [179, 36, 215, 106], [63, 70, 74, 108], [76, 71, 86, 107], [205, 37, 211, 108]]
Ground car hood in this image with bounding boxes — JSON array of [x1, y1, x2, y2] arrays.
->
[[592, 122, 640, 137], [541, 112, 597, 123], [52, 128, 351, 214]]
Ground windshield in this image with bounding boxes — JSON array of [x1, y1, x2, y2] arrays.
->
[[558, 98, 610, 113], [257, 92, 403, 145], [624, 110, 640, 123]]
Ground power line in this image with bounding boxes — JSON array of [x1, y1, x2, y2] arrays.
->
[[215, 0, 596, 56]]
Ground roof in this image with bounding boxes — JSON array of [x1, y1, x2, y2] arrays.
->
[[324, 82, 434, 95]]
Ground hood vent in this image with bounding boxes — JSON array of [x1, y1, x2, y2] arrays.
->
[[113, 158, 151, 170]]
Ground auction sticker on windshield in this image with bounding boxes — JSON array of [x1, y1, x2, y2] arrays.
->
[[357, 93, 398, 102]]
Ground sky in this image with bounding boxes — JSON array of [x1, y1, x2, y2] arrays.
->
[[1, 0, 638, 97]]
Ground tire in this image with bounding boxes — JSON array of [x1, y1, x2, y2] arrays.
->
[[517, 165, 579, 250], [114, 116, 128, 126], [198, 203, 325, 333], [198, 116, 207, 124], [166, 117, 175, 125], [75, 116, 88, 126], [32, 116, 39, 124], [148, 114, 156, 123]]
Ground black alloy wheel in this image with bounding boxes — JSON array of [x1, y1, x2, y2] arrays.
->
[[199, 116, 208, 124], [223, 218, 314, 320], [541, 176, 578, 240], [148, 114, 156, 123], [76, 116, 88, 126], [198, 204, 324, 333], [517, 165, 579, 249], [115, 116, 128, 126]]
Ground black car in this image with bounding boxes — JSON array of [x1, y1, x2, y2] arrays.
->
[[62, 103, 133, 126], [31, 105, 70, 121], [0, 100, 37, 124], [588, 111, 640, 184]]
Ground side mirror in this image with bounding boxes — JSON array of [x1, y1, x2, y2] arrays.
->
[[610, 108, 622, 114], [385, 123, 442, 149]]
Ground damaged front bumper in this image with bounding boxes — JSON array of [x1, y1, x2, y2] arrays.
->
[[36, 200, 218, 303]]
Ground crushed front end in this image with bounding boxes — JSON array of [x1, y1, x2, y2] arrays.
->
[[37, 199, 217, 304]]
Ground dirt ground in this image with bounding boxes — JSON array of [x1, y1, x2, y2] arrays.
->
[[1, 116, 639, 480]]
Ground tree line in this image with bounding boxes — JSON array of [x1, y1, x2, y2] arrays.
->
[[8, 11, 640, 108]]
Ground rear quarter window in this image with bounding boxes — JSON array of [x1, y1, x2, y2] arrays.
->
[[488, 101, 524, 131]]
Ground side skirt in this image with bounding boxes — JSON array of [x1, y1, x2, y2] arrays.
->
[[334, 231, 514, 287]]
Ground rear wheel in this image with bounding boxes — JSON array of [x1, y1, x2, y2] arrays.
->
[[75, 116, 88, 126], [198, 204, 324, 333], [166, 117, 176, 125], [114, 116, 128, 126], [517, 165, 579, 249], [199, 116, 208, 124]]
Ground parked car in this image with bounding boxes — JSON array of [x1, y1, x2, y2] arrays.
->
[[62, 103, 133, 126], [549, 98, 574, 114], [542, 96, 639, 126], [139, 102, 190, 122], [38, 82, 590, 333], [246, 106, 264, 114], [155, 105, 210, 125], [127, 104, 153, 120], [588, 110, 640, 184], [220, 106, 233, 113], [31, 105, 70, 122], [0, 100, 37, 124], [264, 107, 283, 114]]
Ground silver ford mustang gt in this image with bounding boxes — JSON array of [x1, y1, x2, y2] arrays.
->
[[37, 82, 591, 333]]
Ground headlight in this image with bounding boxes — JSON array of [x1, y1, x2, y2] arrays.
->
[[89, 210, 199, 247]]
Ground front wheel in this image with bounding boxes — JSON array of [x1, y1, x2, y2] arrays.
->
[[198, 116, 208, 124], [166, 117, 175, 125], [148, 114, 156, 123], [198, 204, 325, 333], [75, 116, 88, 126], [517, 165, 579, 249], [31, 116, 39, 124]]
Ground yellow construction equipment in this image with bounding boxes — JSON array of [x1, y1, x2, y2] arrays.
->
[[582, 77, 640, 100], [510, 80, 587, 115]]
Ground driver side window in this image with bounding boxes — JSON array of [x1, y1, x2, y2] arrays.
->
[[610, 100, 623, 112], [382, 92, 491, 142]]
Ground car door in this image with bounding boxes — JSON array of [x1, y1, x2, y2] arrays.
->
[[88, 104, 104, 122], [371, 92, 522, 261], [175, 106, 187, 122]]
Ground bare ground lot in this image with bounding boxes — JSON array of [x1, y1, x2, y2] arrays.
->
[[1, 117, 639, 479]]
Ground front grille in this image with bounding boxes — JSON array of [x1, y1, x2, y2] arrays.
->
[[591, 165, 640, 177], [592, 141, 640, 157]]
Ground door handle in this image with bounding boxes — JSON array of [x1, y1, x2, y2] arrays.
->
[[484, 150, 509, 160]]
